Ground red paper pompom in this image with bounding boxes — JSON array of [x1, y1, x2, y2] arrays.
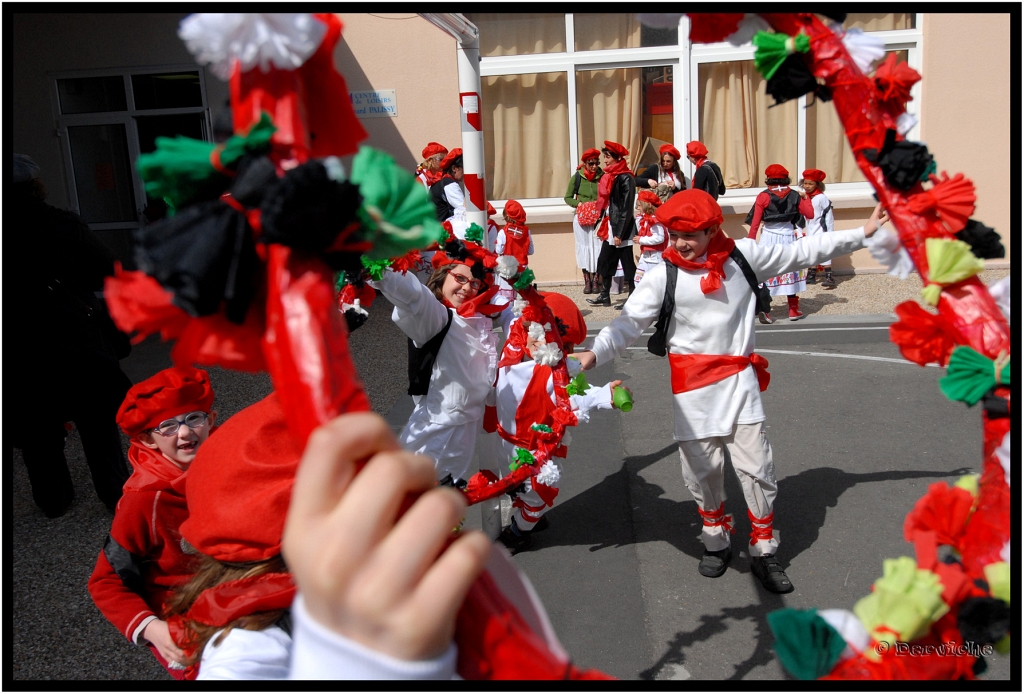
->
[[903, 481, 975, 547], [104, 265, 191, 344], [687, 13, 745, 43], [889, 301, 964, 367], [907, 172, 976, 234], [873, 52, 921, 106]]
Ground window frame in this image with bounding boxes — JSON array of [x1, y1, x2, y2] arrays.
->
[[49, 63, 212, 231], [475, 13, 923, 220]]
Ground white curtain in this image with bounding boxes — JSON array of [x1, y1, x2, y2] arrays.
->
[[576, 68, 643, 170], [466, 13, 565, 56], [573, 14, 640, 51]]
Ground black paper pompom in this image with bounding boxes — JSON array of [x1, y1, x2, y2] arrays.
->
[[957, 597, 1011, 647], [956, 219, 1005, 259], [765, 54, 833, 106], [344, 307, 368, 333], [260, 160, 363, 254], [862, 129, 934, 191]]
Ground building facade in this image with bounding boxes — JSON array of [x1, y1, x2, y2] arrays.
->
[[12, 12, 1010, 281]]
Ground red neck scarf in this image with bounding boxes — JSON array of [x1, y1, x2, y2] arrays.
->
[[693, 156, 708, 168], [596, 159, 631, 211], [442, 283, 505, 318], [662, 231, 736, 295], [576, 164, 600, 182], [636, 213, 658, 239], [768, 185, 791, 197], [123, 440, 189, 496], [808, 188, 822, 198]]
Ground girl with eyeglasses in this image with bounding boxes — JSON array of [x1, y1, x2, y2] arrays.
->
[[88, 366, 217, 678], [369, 243, 503, 487]]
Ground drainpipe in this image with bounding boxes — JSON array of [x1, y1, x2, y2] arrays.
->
[[419, 13, 486, 229]]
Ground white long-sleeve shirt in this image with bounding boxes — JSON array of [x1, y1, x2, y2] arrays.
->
[[443, 181, 469, 239], [494, 228, 535, 257], [634, 217, 667, 262], [590, 228, 867, 441], [370, 269, 498, 428]]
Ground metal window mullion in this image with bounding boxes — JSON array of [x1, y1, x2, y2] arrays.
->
[[678, 14, 691, 179]]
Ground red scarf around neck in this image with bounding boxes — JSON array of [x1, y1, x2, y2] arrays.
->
[[693, 156, 708, 168], [576, 164, 600, 182], [661, 231, 736, 295], [635, 213, 658, 239], [596, 158, 631, 211], [123, 440, 189, 495]]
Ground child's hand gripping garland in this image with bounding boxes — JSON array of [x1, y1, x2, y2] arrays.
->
[[105, 13, 610, 681], [675, 12, 1010, 680]]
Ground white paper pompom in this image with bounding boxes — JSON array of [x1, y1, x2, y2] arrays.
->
[[818, 609, 871, 659], [532, 342, 563, 367], [995, 430, 1010, 487], [842, 28, 886, 74], [512, 297, 529, 318], [561, 429, 572, 448], [496, 255, 520, 279], [179, 13, 327, 80], [527, 322, 547, 343], [896, 112, 918, 137], [566, 356, 583, 378], [534, 461, 561, 487]]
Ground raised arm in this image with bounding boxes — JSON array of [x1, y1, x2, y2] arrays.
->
[[369, 269, 451, 346]]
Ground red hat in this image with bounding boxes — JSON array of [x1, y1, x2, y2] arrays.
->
[[637, 189, 663, 208], [802, 169, 826, 183], [580, 148, 601, 163], [180, 392, 304, 563], [503, 200, 526, 224], [655, 188, 724, 232], [765, 164, 790, 179], [422, 142, 448, 160], [659, 144, 681, 161], [538, 292, 586, 347], [439, 148, 463, 171], [686, 141, 708, 158], [602, 141, 628, 158], [487, 201, 497, 216], [117, 366, 214, 438]]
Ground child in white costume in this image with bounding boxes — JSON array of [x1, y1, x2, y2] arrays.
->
[[485, 292, 624, 554], [801, 169, 837, 288], [575, 190, 890, 594], [633, 189, 667, 287]]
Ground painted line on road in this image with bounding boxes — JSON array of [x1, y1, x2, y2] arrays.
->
[[589, 326, 891, 335], [623, 346, 939, 368]]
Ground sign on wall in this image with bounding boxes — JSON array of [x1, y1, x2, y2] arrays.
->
[[350, 90, 397, 118]]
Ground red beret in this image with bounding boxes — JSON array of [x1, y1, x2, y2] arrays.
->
[[765, 164, 790, 179], [117, 366, 214, 438], [802, 169, 826, 182], [503, 199, 526, 224], [603, 141, 629, 158], [655, 188, 724, 232], [180, 393, 304, 563], [421, 142, 448, 159], [538, 292, 587, 347], [487, 201, 496, 216], [686, 141, 708, 158], [659, 144, 682, 161], [439, 148, 463, 171], [637, 189, 663, 207], [580, 148, 601, 163]]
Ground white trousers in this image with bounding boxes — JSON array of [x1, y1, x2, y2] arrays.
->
[[677, 422, 779, 557], [400, 416, 479, 483]]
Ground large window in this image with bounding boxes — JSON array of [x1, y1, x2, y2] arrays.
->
[[470, 13, 921, 210], [51, 66, 211, 264]]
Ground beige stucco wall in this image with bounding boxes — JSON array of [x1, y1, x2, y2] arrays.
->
[[336, 14, 461, 171], [11, 13, 231, 211], [919, 13, 1011, 258]]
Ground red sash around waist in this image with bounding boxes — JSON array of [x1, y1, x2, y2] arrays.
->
[[667, 353, 770, 394]]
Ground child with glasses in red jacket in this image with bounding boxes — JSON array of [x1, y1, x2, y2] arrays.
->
[[88, 366, 217, 678]]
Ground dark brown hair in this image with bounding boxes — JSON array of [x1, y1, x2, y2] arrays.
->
[[163, 553, 288, 666]]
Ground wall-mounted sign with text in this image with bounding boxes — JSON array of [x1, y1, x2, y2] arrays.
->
[[350, 90, 397, 118]]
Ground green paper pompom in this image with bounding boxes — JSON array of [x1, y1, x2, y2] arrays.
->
[[509, 447, 535, 472], [360, 256, 393, 281], [513, 268, 536, 290], [753, 31, 810, 80], [137, 112, 276, 214], [530, 423, 553, 433], [350, 146, 447, 260], [939, 346, 1010, 406], [464, 223, 485, 244], [565, 372, 590, 397], [919, 160, 938, 182], [854, 556, 949, 645], [767, 609, 848, 680]]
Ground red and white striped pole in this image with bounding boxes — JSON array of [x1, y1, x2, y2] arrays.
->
[[456, 34, 487, 229]]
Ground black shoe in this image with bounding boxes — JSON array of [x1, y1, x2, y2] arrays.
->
[[757, 311, 774, 325], [43, 494, 75, 519], [531, 516, 550, 533], [806, 268, 817, 284], [586, 291, 611, 307], [698, 547, 732, 577], [498, 523, 532, 555], [750, 553, 794, 593], [821, 270, 836, 289], [613, 297, 629, 310]]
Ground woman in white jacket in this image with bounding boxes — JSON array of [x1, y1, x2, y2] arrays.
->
[[371, 244, 501, 486]]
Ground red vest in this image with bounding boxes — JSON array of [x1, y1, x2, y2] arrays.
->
[[502, 223, 531, 265]]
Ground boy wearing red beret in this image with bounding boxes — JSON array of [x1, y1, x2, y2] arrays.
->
[[800, 169, 837, 288], [88, 366, 217, 677], [575, 190, 889, 593]]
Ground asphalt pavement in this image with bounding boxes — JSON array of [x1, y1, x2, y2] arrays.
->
[[10, 311, 1010, 681]]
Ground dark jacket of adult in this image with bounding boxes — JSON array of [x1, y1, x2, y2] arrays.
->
[[691, 161, 726, 200], [430, 175, 459, 222], [606, 172, 637, 242], [634, 164, 686, 194]]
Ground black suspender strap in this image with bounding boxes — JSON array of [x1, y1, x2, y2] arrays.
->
[[729, 247, 772, 315], [407, 309, 455, 396], [647, 263, 677, 357]]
